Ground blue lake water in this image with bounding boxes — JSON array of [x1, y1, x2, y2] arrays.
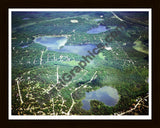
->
[[22, 17, 30, 20], [82, 86, 119, 110], [94, 19, 103, 22], [53, 44, 96, 56], [21, 45, 28, 48], [34, 36, 68, 49], [34, 36, 97, 56], [87, 25, 109, 34]]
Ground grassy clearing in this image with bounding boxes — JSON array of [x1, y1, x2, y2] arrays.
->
[[133, 40, 148, 54]]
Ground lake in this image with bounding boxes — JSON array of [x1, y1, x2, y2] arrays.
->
[[87, 25, 108, 34], [87, 25, 118, 34], [21, 45, 28, 48], [34, 36, 97, 56], [34, 36, 68, 49], [53, 44, 96, 56], [82, 86, 119, 110]]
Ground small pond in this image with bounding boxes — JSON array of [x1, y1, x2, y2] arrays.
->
[[94, 19, 104, 22], [82, 86, 119, 110], [22, 17, 30, 20]]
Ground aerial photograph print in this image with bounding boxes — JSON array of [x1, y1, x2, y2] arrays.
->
[[9, 9, 151, 120]]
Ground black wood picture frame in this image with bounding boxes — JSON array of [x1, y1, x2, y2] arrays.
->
[[0, 0, 159, 128]]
